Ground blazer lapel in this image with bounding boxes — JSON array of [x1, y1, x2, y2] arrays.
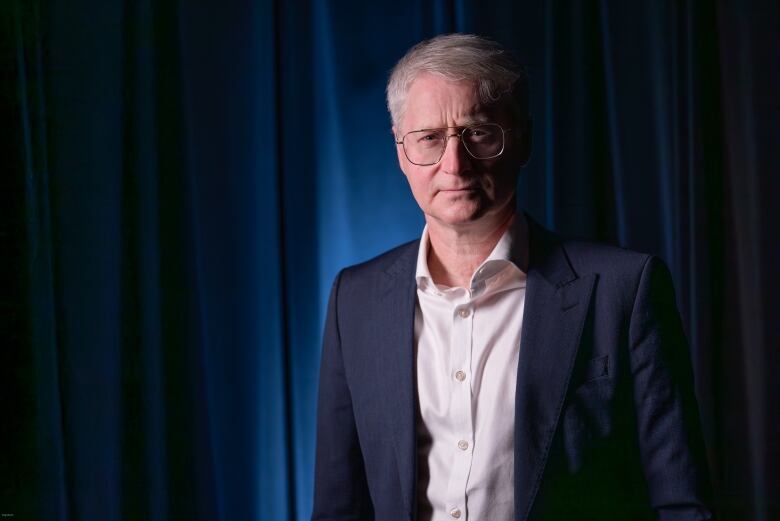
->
[[377, 242, 419, 519], [514, 218, 596, 521]]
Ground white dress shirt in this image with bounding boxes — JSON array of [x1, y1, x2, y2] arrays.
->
[[415, 214, 528, 521]]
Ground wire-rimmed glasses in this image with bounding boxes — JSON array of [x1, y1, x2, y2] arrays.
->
[[395, 123, 512, 166]]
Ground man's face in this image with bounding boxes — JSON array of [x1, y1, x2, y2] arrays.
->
[[394, 73, 527, 229]]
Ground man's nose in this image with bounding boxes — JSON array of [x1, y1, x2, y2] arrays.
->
[[439, 133, 472, 175]]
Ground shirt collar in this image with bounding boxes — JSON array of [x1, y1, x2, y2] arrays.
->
[[415, 212, 529, 292]]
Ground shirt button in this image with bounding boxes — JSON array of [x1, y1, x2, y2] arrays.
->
[[457, 308, 471, 318], [455, 370, 466, 381], [458, 439, 469, 450], [450, 507, 462, 518]]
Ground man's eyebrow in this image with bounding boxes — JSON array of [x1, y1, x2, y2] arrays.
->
[[414, 116, 493, 131], [461, 114, 491, 125]]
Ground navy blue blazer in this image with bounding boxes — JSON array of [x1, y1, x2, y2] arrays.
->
[[312, 216, 713, 520]]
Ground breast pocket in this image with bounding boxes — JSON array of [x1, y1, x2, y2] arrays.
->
[[562, 355, 615, 472], [582, 354, 609, 382], [569, 354, 610, 392]]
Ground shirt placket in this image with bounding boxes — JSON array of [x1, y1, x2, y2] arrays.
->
[[445, 291, 475, 520]]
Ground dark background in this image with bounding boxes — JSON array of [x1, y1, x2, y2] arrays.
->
[[2, 0, 778, 519]]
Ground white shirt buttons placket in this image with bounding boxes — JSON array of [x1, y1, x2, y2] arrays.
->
[[445, 297, 474, 519]]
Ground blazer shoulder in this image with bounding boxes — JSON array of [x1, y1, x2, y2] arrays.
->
[[560, 237, 653, 279], [329, 239, 419, 334], [339, 238, 420, 285], [548, 236, 687, 343], [557, 238, 667, 312], [526, 215, 653, 287]]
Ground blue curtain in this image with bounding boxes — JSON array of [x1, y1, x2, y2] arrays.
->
[[3, 0, 778, 519]]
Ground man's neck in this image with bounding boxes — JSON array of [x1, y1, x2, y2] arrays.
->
[[426, 209, 516, 288]]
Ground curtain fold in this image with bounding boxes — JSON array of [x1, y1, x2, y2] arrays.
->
[[3, 0, 777, 519]]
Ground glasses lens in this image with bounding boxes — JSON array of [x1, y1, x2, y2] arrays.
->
[[462, 124, 504, 159], [402, 129, 447, 165]]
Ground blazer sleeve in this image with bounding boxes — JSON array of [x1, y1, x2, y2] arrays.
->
[[628, 256, 715, 520], [312, 270, 374, 521]]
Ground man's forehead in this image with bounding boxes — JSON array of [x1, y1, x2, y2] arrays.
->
[[400, 75, 500, 128], [405, 75, 478, 105], [402, 101, 503, 131]]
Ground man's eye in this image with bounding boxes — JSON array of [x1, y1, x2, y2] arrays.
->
[[415, 132, 444, 147], [466, 127, 498, 144], [466, 127, 492, 138]]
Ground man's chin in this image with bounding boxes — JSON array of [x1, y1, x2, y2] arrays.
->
[[429, 207, 488, 227], [426, 199, 518, 229]]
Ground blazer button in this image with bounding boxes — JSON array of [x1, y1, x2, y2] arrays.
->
[[450, 507, 461, 518]]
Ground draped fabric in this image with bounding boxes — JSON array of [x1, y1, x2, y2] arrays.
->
[[3, 1, 778, 520]]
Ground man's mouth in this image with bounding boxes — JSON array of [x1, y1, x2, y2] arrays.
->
[[440, 186, 478, 192]]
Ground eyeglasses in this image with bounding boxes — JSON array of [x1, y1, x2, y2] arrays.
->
[[395, 123, 512, 166]]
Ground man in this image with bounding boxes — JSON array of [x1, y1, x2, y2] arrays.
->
[[312, 34, 713, 521]]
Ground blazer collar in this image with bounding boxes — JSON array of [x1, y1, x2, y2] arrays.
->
[[525, 213, 578, 287], [377, 211, 574, 290]]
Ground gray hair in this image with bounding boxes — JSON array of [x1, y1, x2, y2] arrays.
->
[[386, 33, 529, 128]]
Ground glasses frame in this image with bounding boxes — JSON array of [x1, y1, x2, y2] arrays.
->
[[395, 123, 513, 166]]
